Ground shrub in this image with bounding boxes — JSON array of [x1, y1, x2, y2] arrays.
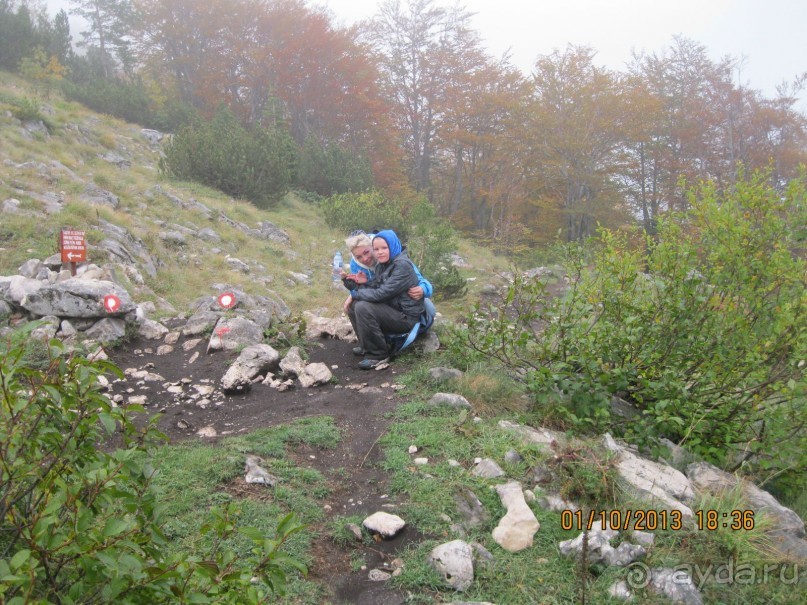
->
[[404, 200, 466, 299], [0, 324, 306, 603], [3, 94, 45, 124], [321, 193, 466, 299], [296, 136, 373, 196], [461, 171, 806, 489], [321, 189, 409, 237], [160, 106, 296, 208], [62, 77, 153, 126]]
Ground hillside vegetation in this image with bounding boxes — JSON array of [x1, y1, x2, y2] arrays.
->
[[0, 71, 508, 320], [4, 0, 806, 253]]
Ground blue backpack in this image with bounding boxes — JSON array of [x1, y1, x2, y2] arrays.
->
[[385, 298, 436, 356]]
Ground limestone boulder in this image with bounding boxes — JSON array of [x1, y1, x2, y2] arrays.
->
[[21, 278, 134, 318]]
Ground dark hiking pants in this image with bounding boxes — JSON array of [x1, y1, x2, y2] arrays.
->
[[348, 300, 418, 359]]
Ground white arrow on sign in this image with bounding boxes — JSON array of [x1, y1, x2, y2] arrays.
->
[[67, 251, 82, 260]]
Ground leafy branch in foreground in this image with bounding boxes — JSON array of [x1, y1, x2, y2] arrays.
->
[[0, 323, 306, 604]]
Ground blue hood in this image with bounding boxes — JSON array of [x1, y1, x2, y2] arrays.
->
[[373, 230, 403, 260]]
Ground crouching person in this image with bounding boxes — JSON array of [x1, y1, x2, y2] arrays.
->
[[344, 230, 424, 369]]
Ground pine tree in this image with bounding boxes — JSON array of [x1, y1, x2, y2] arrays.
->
[[69, 0, 133, 78]]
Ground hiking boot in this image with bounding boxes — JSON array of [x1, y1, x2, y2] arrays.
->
[[358, 358, 386, 370], [352, 346, 365, 356]]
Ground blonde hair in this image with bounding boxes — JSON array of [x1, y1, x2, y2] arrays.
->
[[345, 232, 372, 252]]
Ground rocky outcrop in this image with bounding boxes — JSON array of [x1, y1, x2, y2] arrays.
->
[[687, 461, 807, 560], [207, 316, 264, 352], [97, 220, 159, 279], [21, 278, 135, 319], [603, 434, 695, 518]]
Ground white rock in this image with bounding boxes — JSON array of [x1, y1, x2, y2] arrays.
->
[[428, 392, 472, 408], [221, 344, 280, 393], [138, 318, 168, 340], [428, 540, 474, 591], [367, 569, 391, 582], [491, 481, 540, 552], [299, 362, 332, 388], [182, 338, 203, 351], [498, 420, 562, 450], [279, 346, 306, 377], [244, 455, 278, 486], [362, 512, 406, 538]]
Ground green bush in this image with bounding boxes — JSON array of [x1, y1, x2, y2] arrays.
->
[[461, 171, 806, 490], [0, 324, 305, 603], [2, 94, 46, 124], [61, 75, 198, 132], [62, 77, 152, 126], [321, 189, 410, 236], [403, 200, 466, 299], [321, 193, 466, 299], [296, 135, 373, 196], [160, 106, 297, 208]]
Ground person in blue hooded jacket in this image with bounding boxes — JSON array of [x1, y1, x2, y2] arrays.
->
[[343, 230, 425, 369]]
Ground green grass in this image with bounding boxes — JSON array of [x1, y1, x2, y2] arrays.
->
[[145, 418, 339, 603], [338, 356, 805, 604]]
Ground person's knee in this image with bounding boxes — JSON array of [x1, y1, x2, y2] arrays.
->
[[354, 300, 373, 319]]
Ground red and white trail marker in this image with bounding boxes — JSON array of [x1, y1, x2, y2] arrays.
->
[[217, 292, 236, 309], [103, 294, 121, 313]]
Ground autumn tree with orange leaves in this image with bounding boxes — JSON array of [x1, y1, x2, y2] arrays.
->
[[134, 0, 400, 186]]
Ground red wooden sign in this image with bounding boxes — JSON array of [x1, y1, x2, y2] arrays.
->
[[60, 229, 87, 263], [217, 292, 237, 309]]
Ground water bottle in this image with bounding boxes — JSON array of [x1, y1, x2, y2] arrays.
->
[[332, 251, 343, 281]]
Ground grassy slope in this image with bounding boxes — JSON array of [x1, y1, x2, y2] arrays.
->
[[0, 70, 512, 323]]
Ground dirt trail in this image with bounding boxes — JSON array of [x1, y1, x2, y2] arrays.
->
[[107, 335, 419, 604]]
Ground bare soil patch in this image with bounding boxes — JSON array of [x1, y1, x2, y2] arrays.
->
[[106, 331, 425, 604]]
